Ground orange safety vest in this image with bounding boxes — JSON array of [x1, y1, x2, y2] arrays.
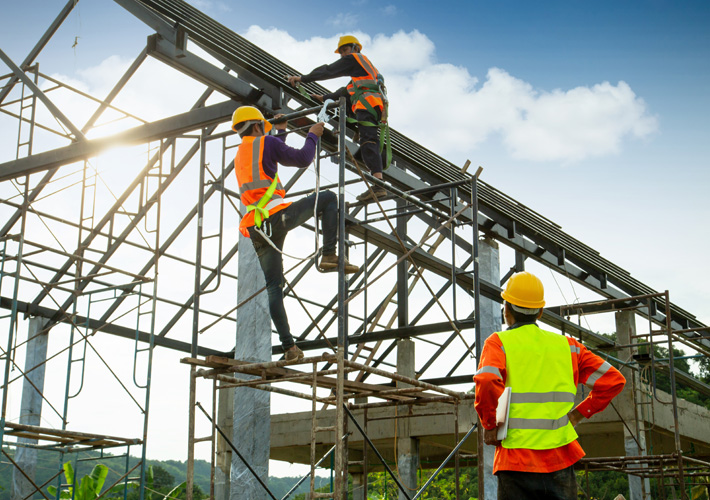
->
[[346, 54, 384, 114], [235, 136, 291, 237]]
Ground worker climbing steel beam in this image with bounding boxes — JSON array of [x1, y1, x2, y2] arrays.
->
[[286, 35, 390, 203], [474, 271, 626, 500], [232, 105, 360, 362]]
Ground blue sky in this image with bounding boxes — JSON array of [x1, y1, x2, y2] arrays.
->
[[1, 0, 709, 473]]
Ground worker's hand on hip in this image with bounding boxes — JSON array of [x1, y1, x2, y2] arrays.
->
[[309, 122, 325, 137], [286, 75, 301, 87], [310, 93, 324, 103], [483, 427, 501, 447], [568, 408, 584, 427], [273, 113, 288, 131]]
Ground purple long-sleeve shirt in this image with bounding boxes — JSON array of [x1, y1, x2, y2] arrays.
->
[[261, 131, 318, 179]]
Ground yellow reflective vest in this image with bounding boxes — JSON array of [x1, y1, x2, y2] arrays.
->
[[498, 324, 578, 450]]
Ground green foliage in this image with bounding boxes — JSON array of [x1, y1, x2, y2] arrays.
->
[[47, 463, 109, 500], [691, 476, 709, 500], [125, 465, 190, 500], [297, 468, 479, 500], [151, 465, 176, 491], [576, 470, 628, 500], [699, 356, 710, 384]]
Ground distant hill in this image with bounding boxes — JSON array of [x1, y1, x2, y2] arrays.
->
[[0, 447, 327, 499]]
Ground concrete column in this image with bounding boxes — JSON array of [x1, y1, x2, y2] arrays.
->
[[12, 317, 48, 500], [231, 235, 271, 500], [616, 311, 651, 500], [351, 473, 365, 500], [477, 237, 500, 500], [215, 380, 234, 500], [352, 397, 368, 500], [396, 339, 418, 500]]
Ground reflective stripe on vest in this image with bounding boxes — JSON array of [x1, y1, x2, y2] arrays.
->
[[346, 54, 384, 114], [498, 324, 578, 450], [235, 136, 290, 237]]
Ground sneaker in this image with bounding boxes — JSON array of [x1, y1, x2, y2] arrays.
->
[[285, 345, 304, 361], [356, 186, 387, 203], [319, 254, 360, 274]]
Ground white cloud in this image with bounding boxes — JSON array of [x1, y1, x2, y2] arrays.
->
[[382, 5, 397, 16], [504, 79, 658, 162], [327, 12, 359, 28], [240, 28, 658, 164], [44, 54, 207, 137]]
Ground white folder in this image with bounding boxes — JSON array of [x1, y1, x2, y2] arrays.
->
[[496, 387, 512, 441]]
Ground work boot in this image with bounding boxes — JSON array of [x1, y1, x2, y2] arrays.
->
[[319, 254, 360, 274], [356, 185, 387, 203], [285, 345, 304, 361]]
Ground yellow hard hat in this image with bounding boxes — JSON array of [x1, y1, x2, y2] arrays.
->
[[335, 35, 362, 53], [501, 271, 546, 309], [231, 106, 272, 134]]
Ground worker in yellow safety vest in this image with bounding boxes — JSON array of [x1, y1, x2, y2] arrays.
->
[[473, 271, 626, 500], [233, 106, 360, 361], [286, 35, 389, 203]]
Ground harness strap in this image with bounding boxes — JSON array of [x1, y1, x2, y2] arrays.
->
[[348, 81, 392, 169], [346, 116, 392, 170], [245, 175, 280, 227]]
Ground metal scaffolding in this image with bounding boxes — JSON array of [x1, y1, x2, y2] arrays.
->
[[557, 292, 710, 500], [1, 1, 709, 500]]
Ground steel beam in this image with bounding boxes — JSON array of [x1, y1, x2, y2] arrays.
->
[[0, 100, 234, 181], [0, 0, 78, 105]]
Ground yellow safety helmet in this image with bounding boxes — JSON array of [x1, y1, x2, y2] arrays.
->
[[335, 35, 362, 53], [501, 271, 546, 309], [231, 106, 272, 134]]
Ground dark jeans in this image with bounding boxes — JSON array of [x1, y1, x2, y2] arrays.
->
[[356, 108, 384, 175], [497, 465, 577, 500], [247, 191, 337, 350]]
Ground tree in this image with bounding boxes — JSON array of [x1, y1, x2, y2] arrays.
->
[[151, 465, 175, 490]]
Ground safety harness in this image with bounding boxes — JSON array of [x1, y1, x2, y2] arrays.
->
[[347, 76, 392, 170], [295, 53, 392, 170], [245, 174, 280, 230]]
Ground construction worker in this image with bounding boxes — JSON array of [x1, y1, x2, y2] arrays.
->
[[473, 271, 626, 500], [286, 35, 388, 203], [233, 106, 360, 361]]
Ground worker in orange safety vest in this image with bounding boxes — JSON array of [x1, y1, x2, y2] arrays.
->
[[473, 271, 626, 500], [286, 35, 389, 203], [233, 106, 360, 361]]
